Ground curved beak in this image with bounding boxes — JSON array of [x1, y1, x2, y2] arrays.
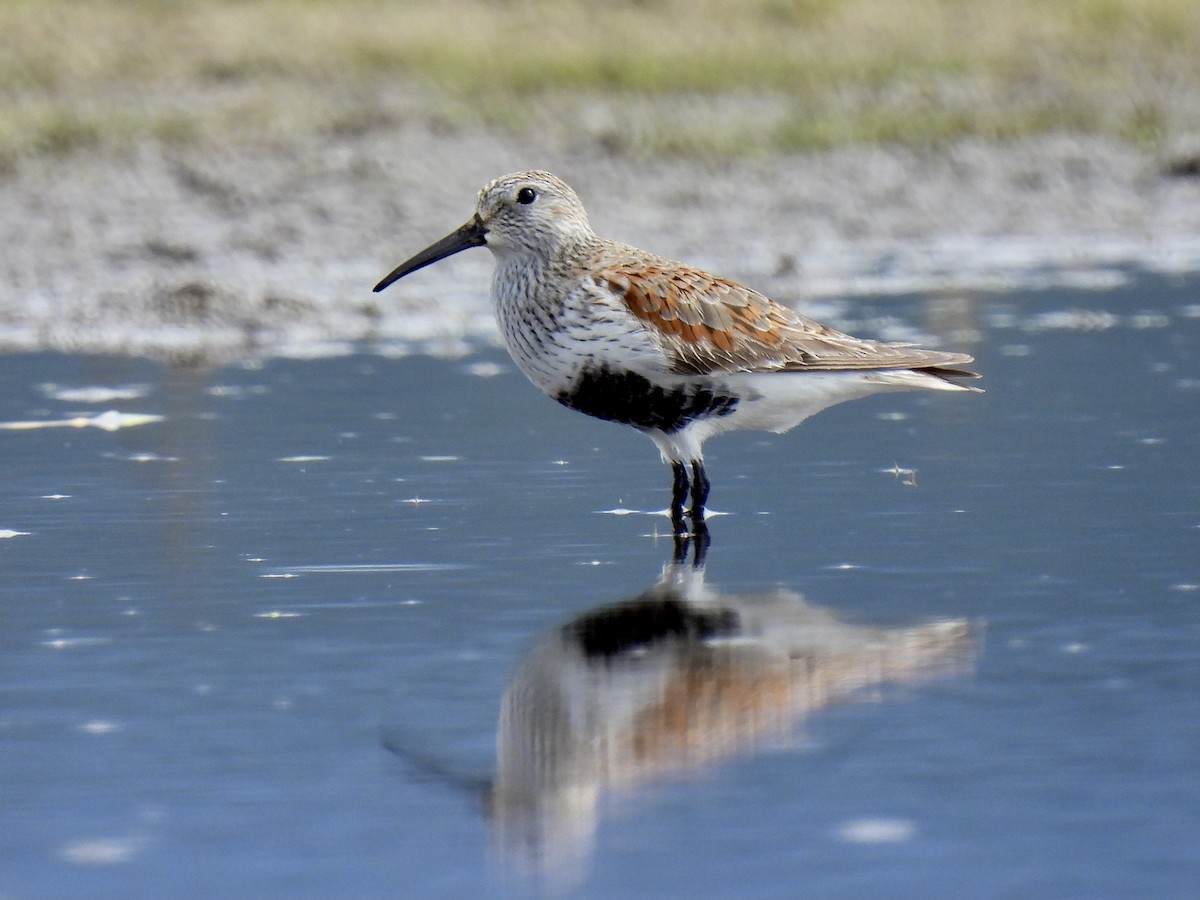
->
[[372, 215, 488, 293]]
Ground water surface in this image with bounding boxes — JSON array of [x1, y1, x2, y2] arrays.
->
[[1, 274, 1198, 898]]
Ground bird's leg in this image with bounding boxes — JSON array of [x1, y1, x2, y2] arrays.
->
[[670, 461, 689, 535], [688, 460, 710, 531]]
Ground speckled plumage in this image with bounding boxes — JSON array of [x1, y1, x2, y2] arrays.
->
[[374, 170, 980, 533]]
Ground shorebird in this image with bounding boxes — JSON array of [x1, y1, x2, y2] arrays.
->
[[374, 170, 980, 533]]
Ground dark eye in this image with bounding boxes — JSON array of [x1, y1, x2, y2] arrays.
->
[[516, 187, 537, 205]]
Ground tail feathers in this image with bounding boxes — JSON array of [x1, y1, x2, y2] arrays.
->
[[919, 365, 984, 390], [865, 366, 984, 393]]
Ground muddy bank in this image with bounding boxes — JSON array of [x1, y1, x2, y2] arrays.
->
[[2, 125, 1198, 364]]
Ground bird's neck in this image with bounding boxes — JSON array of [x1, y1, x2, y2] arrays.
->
[[493, 228, 598, 265]]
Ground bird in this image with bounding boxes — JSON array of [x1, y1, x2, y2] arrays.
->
[[373, 170, 980, 535]]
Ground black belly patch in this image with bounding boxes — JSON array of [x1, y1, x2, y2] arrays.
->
[[566, 598, 740, 661], [556, 366, 737, 433]]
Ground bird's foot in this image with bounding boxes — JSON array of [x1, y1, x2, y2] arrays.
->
[[669, 458, 710, 564], [671, 521, 710, 567], [670, 500, 688, 533]]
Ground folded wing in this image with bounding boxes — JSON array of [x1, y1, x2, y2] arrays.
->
[[598, 262, 979, 380]]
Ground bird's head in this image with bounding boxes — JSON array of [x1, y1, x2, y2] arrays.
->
[[373, 170, 593, 293]]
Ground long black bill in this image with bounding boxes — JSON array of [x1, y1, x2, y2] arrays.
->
[[372, 215, 488, 293]]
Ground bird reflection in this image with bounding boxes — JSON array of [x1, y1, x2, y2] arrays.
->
[[488, 555, 972, 886], [388, 544, 974, 891]]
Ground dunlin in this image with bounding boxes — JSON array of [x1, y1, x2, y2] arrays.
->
[[374, 170, 979, 533]]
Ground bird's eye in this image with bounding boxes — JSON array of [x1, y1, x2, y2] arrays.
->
[[516, 187, 537, 205]]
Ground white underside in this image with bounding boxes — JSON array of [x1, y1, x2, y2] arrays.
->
[[646, 368, 972, 463]]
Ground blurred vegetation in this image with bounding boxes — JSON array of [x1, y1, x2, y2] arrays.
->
[[1, 0, 1197, 165]]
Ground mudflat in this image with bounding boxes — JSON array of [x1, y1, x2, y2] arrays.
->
[[3, 126, 1198, 364]]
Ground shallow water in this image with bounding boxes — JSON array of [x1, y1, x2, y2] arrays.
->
[[2, 273, 1198, 898]]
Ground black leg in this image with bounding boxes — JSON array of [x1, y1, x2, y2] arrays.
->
[[688, 460, 710, 527], [670, 461, 689, 534]]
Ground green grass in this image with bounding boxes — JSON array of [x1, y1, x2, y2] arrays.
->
[[1, 0, 1198, 164]]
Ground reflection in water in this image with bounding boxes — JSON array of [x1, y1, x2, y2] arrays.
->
[[453, 544, 973, 889]]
